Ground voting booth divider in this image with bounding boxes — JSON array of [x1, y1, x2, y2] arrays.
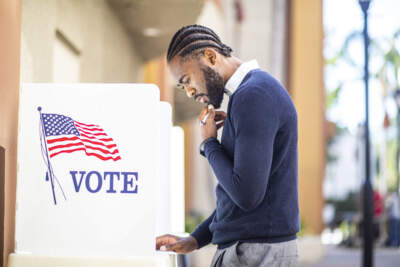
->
[[8, 84, 185, 267]]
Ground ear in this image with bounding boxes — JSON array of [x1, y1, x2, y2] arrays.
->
[[203, 48, 217, 66]]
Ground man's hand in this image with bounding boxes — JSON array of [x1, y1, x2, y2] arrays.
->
[[156, 234, 198, 254], [198, 105, 226, 141], [214, 110, 227, 130]]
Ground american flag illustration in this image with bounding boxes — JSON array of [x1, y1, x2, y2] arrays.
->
[[41, 113, 121, 161]]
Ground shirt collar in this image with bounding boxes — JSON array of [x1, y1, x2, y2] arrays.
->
[[224, 59, 259, 95]]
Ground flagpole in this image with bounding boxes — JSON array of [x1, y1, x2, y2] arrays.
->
[[38, 107, 57, 205]]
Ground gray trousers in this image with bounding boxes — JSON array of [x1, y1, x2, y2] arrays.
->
[[210, 239, 298, 267]]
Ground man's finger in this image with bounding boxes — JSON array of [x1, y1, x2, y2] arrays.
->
[[162, 242, 180, 252], [215, 110, 226, 119], [214, 115, 225, 121], [216, 121, 225, 130], [214, 114, 226, 122], [156, 234, 178, 249], [197, 106, 209, 122], [156, 238, 170, 250], [156, 235, 168, 248], [207, 104, 215, 121], [214, 111, 227, 118]]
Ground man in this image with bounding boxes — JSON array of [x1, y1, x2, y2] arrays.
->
[[156, 24, 299, 267], [386, 191, 400, 247]]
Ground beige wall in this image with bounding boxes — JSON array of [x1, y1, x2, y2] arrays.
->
[[221, 0, 272, 64], [289, 0, 325, 234], [221, 0, 289, 83], [144, 56, 174, 105], [21, 0, 143, 83], [0, 1, 21, 266]]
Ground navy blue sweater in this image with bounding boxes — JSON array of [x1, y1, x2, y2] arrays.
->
[[191, 69, 300, 249]]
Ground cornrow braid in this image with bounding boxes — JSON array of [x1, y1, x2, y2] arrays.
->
[[168, 25, 221, 55], [167, 24, 221, 58], [167, 24, 233, 62]]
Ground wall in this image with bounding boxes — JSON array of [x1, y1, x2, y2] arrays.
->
[[21, 0, 143, 83], [221, 0, 289, 84], [144, 56, 174, 105], [0, 1, 21, 266]]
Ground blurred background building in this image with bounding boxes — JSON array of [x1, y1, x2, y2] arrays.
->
[[2, 0, 328, 266]]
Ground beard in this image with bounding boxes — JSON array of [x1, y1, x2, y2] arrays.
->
[[201, 66, 225, 109]]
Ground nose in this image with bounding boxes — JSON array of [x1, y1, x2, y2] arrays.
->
[[186, 87, 196, 98]]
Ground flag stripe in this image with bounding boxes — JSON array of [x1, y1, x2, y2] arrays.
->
[[75, 124, 105, 133], [76, 128, 107, 136], [74, 121, 99, 128], [48, 141, 119, 155], [47, 136, 116, 148], [75, 125, 104, 132], [79, 138, 116, 148], [79, 133, 114, 142], [49, 144, 120, 158], [47, 136, 79, 144], [50, 147, 121, 161], [48, 141, 83, 151]]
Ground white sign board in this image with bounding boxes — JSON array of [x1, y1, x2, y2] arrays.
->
[[15, 83, 160, 258]]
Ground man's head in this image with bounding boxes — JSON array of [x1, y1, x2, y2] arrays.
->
[[166, 24, 233, 109]]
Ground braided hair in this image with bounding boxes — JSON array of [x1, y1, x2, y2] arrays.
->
[[166, 24, 233, 62]]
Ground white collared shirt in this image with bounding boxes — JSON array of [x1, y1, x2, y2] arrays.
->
[[224, 59, 260, 96]]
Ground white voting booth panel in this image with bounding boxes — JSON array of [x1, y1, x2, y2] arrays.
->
[[12, 83, 178, 267], [156, 105, 185, 236], [156, 102, 172, 236], [169, 127, 185, 234]]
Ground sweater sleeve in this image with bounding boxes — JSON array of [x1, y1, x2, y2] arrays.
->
[[190, 210, 216, 249], [204, 89, 279, 211]]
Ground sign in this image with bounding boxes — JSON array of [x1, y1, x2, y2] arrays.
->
[[15, 83, 160, 258]]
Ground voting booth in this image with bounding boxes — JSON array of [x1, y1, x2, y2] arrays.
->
[[9, 83, 185, 267]]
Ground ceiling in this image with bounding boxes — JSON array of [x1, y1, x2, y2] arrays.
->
[[108, 0, 204, 61]]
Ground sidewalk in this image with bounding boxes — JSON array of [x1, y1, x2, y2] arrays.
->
[[306, 245, 400, 267], [298, 236, 325, 265]]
